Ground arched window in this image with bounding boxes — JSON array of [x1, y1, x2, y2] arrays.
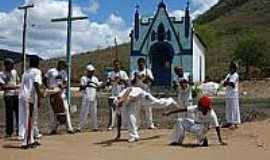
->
[[151, 30, 156, 41], [157, 23, 165, 41], [167, 30, 171, 41]]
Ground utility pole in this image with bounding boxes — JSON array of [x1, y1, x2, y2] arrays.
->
[[18, 4, 34, 75], [114, 37, 119, 60], [51, 0, 88, 106]]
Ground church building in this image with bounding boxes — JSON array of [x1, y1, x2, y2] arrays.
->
[[129, 1, 206, 86]]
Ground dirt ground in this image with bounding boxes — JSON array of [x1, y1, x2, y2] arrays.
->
[[0, 120, 270, 160]]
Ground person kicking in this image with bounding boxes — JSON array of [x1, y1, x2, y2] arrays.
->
[[163, 96, 227, 147], [114, 86, 179, 142]]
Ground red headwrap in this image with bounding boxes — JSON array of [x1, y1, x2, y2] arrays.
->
[[198, 96, 213, 110]]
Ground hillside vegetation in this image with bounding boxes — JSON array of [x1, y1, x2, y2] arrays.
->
[[195, 0, 270, 79]]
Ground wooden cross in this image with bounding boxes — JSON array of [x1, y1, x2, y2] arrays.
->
[[51, 0, 88, 106]]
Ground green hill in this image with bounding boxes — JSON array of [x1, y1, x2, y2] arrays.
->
[[195, 0, 270, 79], [41, 43, 130, 82], [43, 0, 270, 82]]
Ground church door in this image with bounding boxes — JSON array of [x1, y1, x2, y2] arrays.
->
[[150, 42, 174, 86]]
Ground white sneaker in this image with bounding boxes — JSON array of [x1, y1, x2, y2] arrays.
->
[[128, 137, 139, 143], [35, 134, 42, 139]]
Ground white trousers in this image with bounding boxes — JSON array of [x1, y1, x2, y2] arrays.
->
[[170, 118, 208, 144], [19, 98, 39, 139], [79, 98, 98, 130], [49, 96, 73, 132], [19, 99, 38, 145], [225, 98, 241, 124], [136, 99, 154, 128], [127, 102, 139, 139]]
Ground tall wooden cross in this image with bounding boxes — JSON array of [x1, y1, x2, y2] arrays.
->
[[51, 0, 88, 106]]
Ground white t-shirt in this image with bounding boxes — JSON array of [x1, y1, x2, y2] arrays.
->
[[19, 68, 42, 103], [224, 72, 239, 98], [187, 105, 219, 128], [130, 68, 154, 81], [81, 76, 102, 101], [0, 69, 20, 96], [174, 73, 191, 100], [108, 70, 129, 97], [130, 68, 154, 91], [45, 68, 67, 88]]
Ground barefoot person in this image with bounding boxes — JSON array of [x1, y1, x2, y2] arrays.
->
[[19, 57, 43, 149], [76, 64, 103, 132], [163, 96, 227, 146], [130, 58, 155, 129], [222, 62, 241, 129], [0, 58, 20, 138], [107, 59, 129, 130], [114, 86, 179, 142], [44, 60, 74, 134]]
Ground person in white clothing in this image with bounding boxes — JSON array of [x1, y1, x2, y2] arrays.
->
[[222, 62, 241, 129], [0, 59, 20, 138], [163, 96, 227, 147], [114, 86, 180, 142], [19, 57, 43, 149], [107, 59, 129, 130], [44, 60, 74, 134], [76, 64, 103, 132], [173, 66, 193, 108], [130, 57, 155, 129]]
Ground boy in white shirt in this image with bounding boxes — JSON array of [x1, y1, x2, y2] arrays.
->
[[44, 60, 74, 134], [107, 59, 129, 130], [222, 62, 241, 129], [19, 57, 43, 149], [114, 86, 179, 142], [77, 64, 103, 132], [130, 58, 155, 129], [163, 96, 227, 146]]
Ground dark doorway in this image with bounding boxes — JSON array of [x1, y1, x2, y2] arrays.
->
[[150, 42, 174, 86]]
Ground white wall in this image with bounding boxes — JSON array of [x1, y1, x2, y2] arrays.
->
[[193, 35, 206, 82]]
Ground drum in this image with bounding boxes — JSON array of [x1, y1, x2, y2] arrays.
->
[[50, 93, 66, 124]]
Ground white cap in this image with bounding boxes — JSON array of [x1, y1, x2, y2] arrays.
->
[[86, 64, 95, 71]]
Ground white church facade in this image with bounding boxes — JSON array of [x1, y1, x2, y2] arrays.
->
[[129, 1, 206, 86]]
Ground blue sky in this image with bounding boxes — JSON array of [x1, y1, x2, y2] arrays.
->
[[0, 0, 188, 25], [0, 0, 218, 58]]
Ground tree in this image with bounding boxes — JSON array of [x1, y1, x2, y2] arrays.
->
[[234, 34, 266, 79]]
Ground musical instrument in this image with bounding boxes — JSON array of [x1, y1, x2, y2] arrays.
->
[[49, 92, 66, 124]]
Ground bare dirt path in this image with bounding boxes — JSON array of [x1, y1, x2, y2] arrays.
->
[[0, 120, 270, 160]]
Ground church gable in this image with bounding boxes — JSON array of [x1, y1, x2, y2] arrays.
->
[[138, 4, 183, 55]]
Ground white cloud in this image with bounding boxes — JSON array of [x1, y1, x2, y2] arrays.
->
[[0, 0, 130, 59], [190, 0, 219, 18], [169, 10, 185, 20], [83, 0, 100, 14]]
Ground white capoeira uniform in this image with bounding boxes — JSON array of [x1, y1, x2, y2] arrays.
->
[[174, 73, 193, 118], [130, 68, 155, 128], [107, 70, 129, 129], [170, 105, 220, 145], [19, 68, 42, 145], [45, 68, 73, 132], [79, 75, 102, 130], [117, 87, 179, 140], [224, 72, 241, 125]]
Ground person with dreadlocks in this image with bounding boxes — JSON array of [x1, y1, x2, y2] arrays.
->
[[163, 96, 227, 147]]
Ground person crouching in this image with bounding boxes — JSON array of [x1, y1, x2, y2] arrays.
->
[[163, 96, 227, 147]]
